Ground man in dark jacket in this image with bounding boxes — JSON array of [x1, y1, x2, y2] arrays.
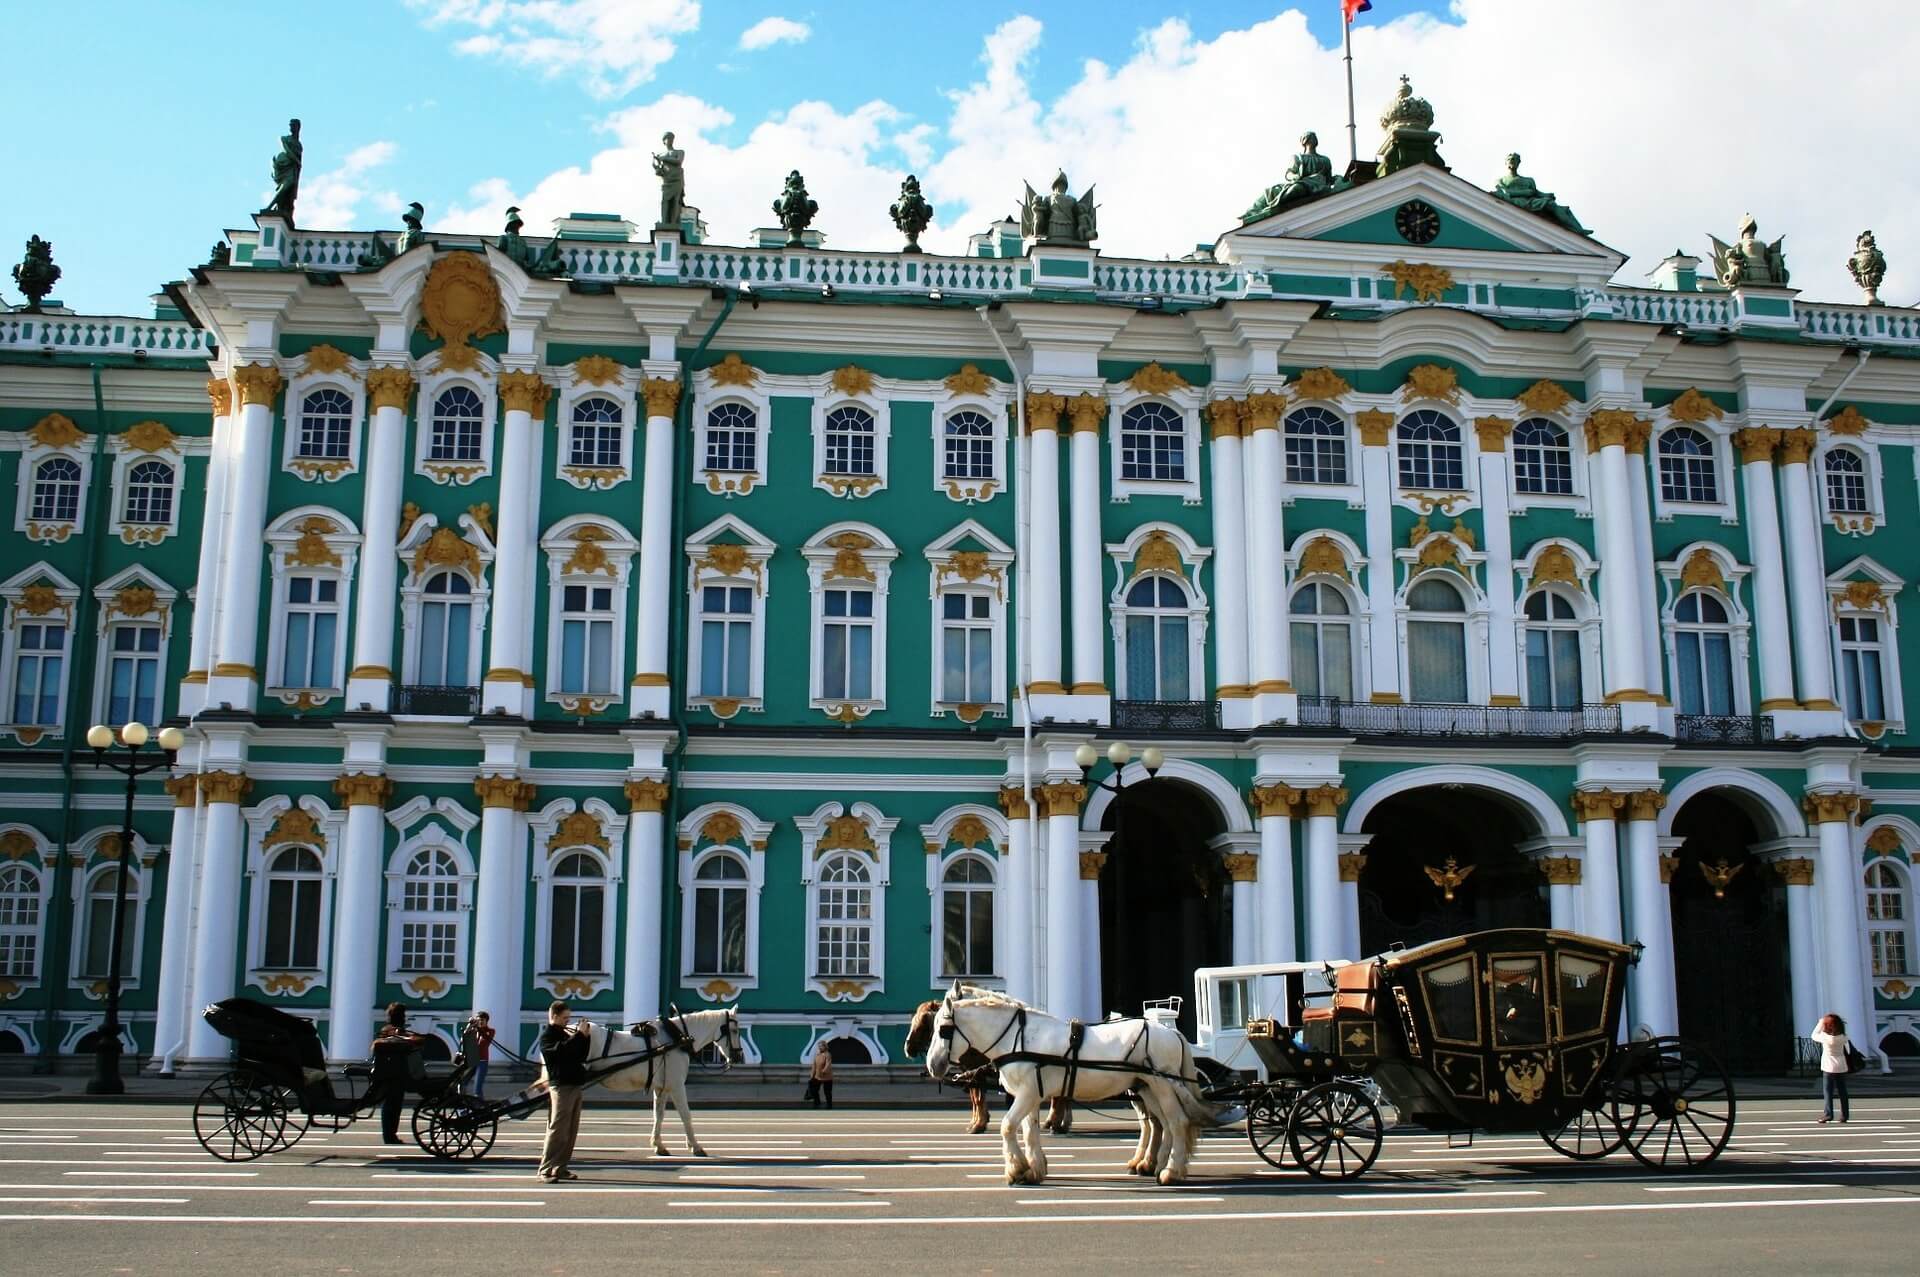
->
[[369, 1002, 425, 1146], [536, 1001, 592, 1181]]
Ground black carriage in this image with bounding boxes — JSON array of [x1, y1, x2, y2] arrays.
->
[[1239, 929, 1735, 1179]]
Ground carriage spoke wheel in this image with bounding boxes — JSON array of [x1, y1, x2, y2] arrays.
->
[[268, 1086, 312, 1153], [193, 1069, 289, 1163], [1607, 1036, 1735, 1170], [1540, 1102, 1625, 1160], [413, 1096, 498, 1161], [1245, 1088, 1292, 1170], [1287, 1081, 1383, 1180]]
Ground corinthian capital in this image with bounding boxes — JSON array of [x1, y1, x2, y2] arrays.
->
[[499, 371, 552, 416]]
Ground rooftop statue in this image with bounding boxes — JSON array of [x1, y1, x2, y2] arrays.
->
[[653, 132, 686, 231], [890, 175, 934, 253], [1375, 75, 1445, 176], [264, 118, 303, 224], [772, 170, 818, 247], [498, 207, 565, 276], [397, 202, 427, 254], [208, 241, 232, 268], [12, 236, 60, 312], [1709, 215, 1789, 289], [1491, 153, 1586, 234], [1020, 172, 1098, 246], [1242, 131, 1341, 223], [1849, 230, 1887, 306]]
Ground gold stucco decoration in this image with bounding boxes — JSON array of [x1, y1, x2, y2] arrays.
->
[[499, 371, 551, 416], [331, 774, 393, 808], [819, 814, 876, 853], [287, 516, 342, 567], [303, 344, 356, 378], [0, 830, 39, 860], [1666, 388, 1725, 424], [1355, 409, 1394, 446], [231, 364, 286, 408], [121, 421, 178, 453], [397, 502, 422, 542], [1206, 399, 1242, 440], [708, 353, 759, 387], [207, 379, 234, 415], [413, 525, 482, 579], [1530, 543, 1579, 586], [418, 252, 504, 367], [109, 585, 159, 619], [562, 525, 617, 576], [1403, 364, 1461, 405], [1824, 405, 1869, 436], [625, 779, 669, 813], [1679, 548, 1726, 591], [945, 551, 1005, 596], [1516, 379, 1574, 416], [1066, 394, 1107, 435], [641, 378, 681, 418], [263, 807, 324, 850], [29, 413, 83, 449], [1127, 363, 1190, 395], [830, 365, 876, 397], [948, 815, 992, 850], [701, 812, 744, 846], [551, 809, 610, 853], [823, 531, 877, 582], [1866, 826, 1904, 858], [1384, 260, 1454, 304], [1297, 535, 1349, 581], [366, 368, 416, 411], [945, 364, 994, 396], [574, 354, 623, 386], [1837, 579, 1888, 612], [1132, 529, 1185, 578], [1024, 392, 1066, 433], [17, 583, 66, 617], [1241, 393, 1286, 432], [1473, 416, 1513, 451], [1291, 367, 1350, 402], [465, 502, 494, 541]]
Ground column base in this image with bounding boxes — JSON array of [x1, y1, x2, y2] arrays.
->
[[1768, 706, 1849, 739], [1618, 700, 1673, 734], [482, 680, 525, 716], [345, 675, 392, 714], [628, 682, 672, 721], [204, 671, 257, 714], [1019, 692, 1110, 728], [178, 680, 208, 719], [1251, 688, 1299, 729]]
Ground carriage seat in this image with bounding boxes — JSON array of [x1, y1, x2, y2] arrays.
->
[[1301, 963, 1376, 1023]]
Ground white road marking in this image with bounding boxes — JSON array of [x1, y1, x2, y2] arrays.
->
[[65, 1170, 260, 1178], [668, 1199, 891, 1209], [1016, 1195, 1226, 1205], [0, 1196, 190, 1204], [1336, 1189, 1546, 1200], [1644, 1182, 1847, 1193], [676, 1172, 866, 1181], [308, 1198, 548, 1207]]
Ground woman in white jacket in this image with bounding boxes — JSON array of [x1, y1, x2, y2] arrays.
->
[[1810, 1013, 1851, 1124]]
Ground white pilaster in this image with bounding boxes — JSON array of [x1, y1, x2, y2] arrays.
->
[[1301, 785, 1347, 958], [1337, 834, 1370, 958], [1207, 404, 1250, 719], [1622, 798, 1676, 1035], [999, 788, 1036, 1005], [483, 375, 547, 714], [1625, 447, 1665, 700], [327, 780, 389, 1060], [1768, 854, 1822, 1042], [1080, 832, 1107, 1020], [1777, 437, 1838, 712], [1358, 424, 1399, 701], [185, 774, 249, 1060], [1041, 782, 1083, 1017], [180, 384, 234, 717], [208, 366, 283, 709], [347, 377, 411, 711], [1589, 426, 1647, 699], [1252, 789, 1297, 964], [1026, 402, 1065, 696], [1733, 431, 1797, 712], [1810, 796, 1873, 1049], [1067, 403, 1106, 697], [149, 778, 201, 1069], [1243, 404, 1290, 704], [630, 378, 680, 719], [1573, 789, 1625, 943], [1476, 422, 1521, 703], [621, 778, 668, 1024], [470, 776, 531, 1027]]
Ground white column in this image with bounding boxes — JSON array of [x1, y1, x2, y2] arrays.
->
[[1476, 420, 1521, 704], [1207, 401, 1250, 699], [1067, 396, 1106, 696], [1243, 398, 1290, 694], [1588, 414, 1647, 698], [1625, 442, 1665, 699], [1810, 795, 1874, 1044], [1080, 849, 1104, 1020], [1357, 416, 1399, 700], [1026, 398, 1065, 694], [181, 381, 234, 715], [1539, 857, 1582, 933], [347, 372, 412, 710], [1733, 429, 1797, 711], [1301, 786, 1347, 958], [186, 772, 250, 1060], [150, 777, 201, 1068], [622, 779, 668, 1024], [470, 777, 531, 1027], [484, 373, 548, 714], [1774, 857, 1821, 1041], [1621, 793, 1676, 1035], [631, 380, 680, 717], [327, 776, 390, 1060], [1041, 782, 1084, 1016], [1228, 856, 1257, 968], [1777, 432, 1837, 709], [1573, 789, 1625, 943], [209, 366, 283, 707], [998, 788, 1035, 1005], [1252, 787, 1297, 963]]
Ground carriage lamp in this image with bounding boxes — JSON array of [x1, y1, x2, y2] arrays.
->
[[83, 720, 184, 1095]]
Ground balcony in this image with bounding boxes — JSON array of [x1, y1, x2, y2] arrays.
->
[[1673, 712, 1774, 745], [1112, 700, 1221, 732], [393, 685, 480, 717], [1293, 697, 1621, 739]]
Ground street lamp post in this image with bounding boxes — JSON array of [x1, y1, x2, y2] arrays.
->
[[83, 719, 184, 1096]]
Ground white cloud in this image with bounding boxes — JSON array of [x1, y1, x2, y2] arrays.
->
[[432, 2, 1920, 302], [739, 16, 810, 51], [411, 0, 700, 99], [295, 141, 401, 229]]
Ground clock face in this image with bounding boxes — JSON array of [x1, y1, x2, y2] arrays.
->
[[1395, 199, 1442, 245]]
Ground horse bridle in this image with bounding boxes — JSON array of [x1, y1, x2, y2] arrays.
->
[[936, 990, 1026, 1065]]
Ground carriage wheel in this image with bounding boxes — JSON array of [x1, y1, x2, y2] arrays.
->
[[1245, 1088, 1292, 1170], [268, 1086, 312, 1153], [1606, 1036, 1735, 1170], [1540, 1102, 1626, 1160], [413, 1095, 498, 1161], [193, 1069, 289, 1163], [1287, 1081, 1383, 1180]]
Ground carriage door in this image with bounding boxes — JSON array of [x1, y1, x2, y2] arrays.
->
[[1487, 953, 1557, 1110], [1551, 951, 1614, 1104]]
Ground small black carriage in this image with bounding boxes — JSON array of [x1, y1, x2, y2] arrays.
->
[[1236, 929, 1735, 1179]]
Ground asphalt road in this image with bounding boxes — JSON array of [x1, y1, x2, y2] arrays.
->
[[0, 1097, 1915, 1274]]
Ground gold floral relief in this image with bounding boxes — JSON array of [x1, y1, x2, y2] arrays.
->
[[303, 344, 356, 378], [708, 353, 759, 387], [1516, 379, 1574, 416], [1530, 543, 1579, 585], [824, 531, 877, 582], [1297, 535, 1349, 581], [945, 364, 994, 396], [121, 420, 178, 453], [1403, 363, 1460, 405], [1132, 529, 1185, 578], [573, 354, 623, 386], [820, 813, 877, 853], [1290, 367, 1350, 402], [1126, 363, 1190, 395], [1824, 405, 1869, 436], [551, 808, 610, 853], [1679, 548, 1725, 591], [413, 526, 483, 579], [418, 252, 504, 365], [263, 807, 323, 850], [28, 412, 83, 449], [287, 517, 342, 567], [1384, 260, 1453, 304], [562, 525, 617, 576], [830, 365, 876, 397], [1666, 387, 1725, 424]]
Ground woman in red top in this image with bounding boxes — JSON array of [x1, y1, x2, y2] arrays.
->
[[461, 1011, 497, 1097]]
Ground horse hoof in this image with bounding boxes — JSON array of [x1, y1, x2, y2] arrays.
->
[[691, 1148, 709, 1158], [1157, 1170, 1183, 1186]]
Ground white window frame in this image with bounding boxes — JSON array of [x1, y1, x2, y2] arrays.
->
[[1513, 540, 1602, 707], [1395, 570, 1490, 705], [13, 414, 93, 544], [1815, 438, 1883, 532], [1509, 414, 1585, 508], [1107, 383, 1203, 504], [555, 368, 637, 491], [90, 568, 177, 730], [0, 564, 79, 744], [529, 799, 627, 998], [801, 522, 898, 716], [1287, 576, 1364, 703], [687, 848, 755, 981], [69, 840, 152, 991], [1652, 423, 1737, 522], [282, 364, 366, 482], [541, 516, 637, 714], [242, 796, 343, 997], [812, 385, 890, 499], [691, 371, 771, 498], [414, 362, 498, 486], [382, 825, 476, 1000], [1865, 856, 1915, 977], [1281, 405, 1357, 496], [1826, 560, 1905, 733], [795, 801, 897, 1002], [676, 802, 774, 1000], [1394, 409, 1469, 493], [925, 521, 1013, 719], [931, 373, 1009, 504], [1516, 586, 1601, 708], [263, 507, 361, 707], [1107, 524, 1210, 702], [395, 511, 494, 697], [0, 827, 53, 992], [107, 430, 186, 546], [919, 803, 1009, 989], [685, 516, 775, 717], [1657, 545, 1754, 717]]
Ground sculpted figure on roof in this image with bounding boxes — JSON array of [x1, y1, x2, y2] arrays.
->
[[1242, 131, 1340, 223], [1710, 215, 1789, 289], [1491, 153, 1587, 234], [1021, 172, 1097, 246], [264, 118, 303, 223], [654, 132, 686, 230]]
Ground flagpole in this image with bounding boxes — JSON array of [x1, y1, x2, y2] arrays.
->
[[1344, 7, 1358, 168]]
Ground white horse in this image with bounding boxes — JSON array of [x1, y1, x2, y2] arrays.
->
[[924, 986, 1213, 1185], [573, 1008, 743, 1158]]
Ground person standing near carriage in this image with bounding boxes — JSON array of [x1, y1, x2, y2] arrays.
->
[[537, 1001, 592, 1181], [369, 1002, 426, 1146], [460, 1011, 496, 1097], [1811, 1012, 1856, 1123], [808, 1042, 836, 1109]]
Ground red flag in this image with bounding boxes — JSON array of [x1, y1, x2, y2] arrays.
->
[[1343, 0, 1373, 21]]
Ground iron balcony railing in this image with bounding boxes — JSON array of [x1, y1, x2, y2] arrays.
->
[[1112, 700, 1222, 732], [1293, 696, 1621, 738], [393, 685, 481, 717], [1673, 712, 1774, 745]]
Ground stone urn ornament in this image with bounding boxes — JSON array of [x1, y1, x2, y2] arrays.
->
[[1849, 230, 1887, 306], [890, 175, 933, 253], [12, 236, 60, 311], [772, 170, 818, 247]]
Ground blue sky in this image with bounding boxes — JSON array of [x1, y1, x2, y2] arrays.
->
[[4, 1, 1915, 313]]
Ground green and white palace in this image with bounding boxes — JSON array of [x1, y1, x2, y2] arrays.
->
[[2, 82, 1919, 1077]]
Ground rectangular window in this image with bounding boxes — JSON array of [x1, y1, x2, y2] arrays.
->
[[569, 422, 623, 468], [1838, 616, 1888, 721], [399, 921, 458, 972], [549, 883, 605, 973], [938, 592, 993, 703], [693, 885, 748, 975], [263, 877, 320, 969], [12, 622, 66, 726], [698, 585, 753, 699], [1291, 621, 1353, 701], [943, 413, 995, 480], [816, 896, 873, 975], [1408, 620, 1469, 703], [83, 884, 138, 978], [821, 588, 875, 701], [1524, 629, 1582, 710], [942, 888, 994, 977], [559, 584, 615, 694], [281, 576, 340, 689], [108, 625, 162, 727]]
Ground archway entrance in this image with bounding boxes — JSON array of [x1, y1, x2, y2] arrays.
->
[[1357, 786, 1549, 954], [1097, 778, 1230, 1039], [1669, 791, 1791, 1073]]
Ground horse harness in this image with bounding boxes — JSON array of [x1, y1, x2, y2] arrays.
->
[[945, 1000, 1190, 1090], [579, 1012, 707, 1089]]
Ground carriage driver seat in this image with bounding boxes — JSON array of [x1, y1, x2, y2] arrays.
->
[[1301, 963, 1377, 1024]]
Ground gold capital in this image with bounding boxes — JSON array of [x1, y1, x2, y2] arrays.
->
[[1569, 789, 1626, 823], [1623, 417, 1653, 455], [1772, 857, 1816, 886], [1731, 427, 1782, 465], [1623, 789, 1667, 823], [1658, 853, 1680, 884], [1337, 851, 1368, 882], [1355, 409, 1393, 447], [206, 378, 234, 416], [1078, 850, 1108, 881], [1776, 428, 1816, 466], [1038, 781, 1088, 819], [163, 774, 198, 808], [1539, 856, 1583, 885], [332, 773, 393, 808], [996, 786, 1032, 821], [624, 778, 669, 813], [1066, 393, 1107, 434], [1242, 392, 1286, 433], [475, 775, 538, 811], [1302, 785, 1348, 820], [366, 367, 416, 411], [499, 371, 551, 416], [231, 364, 284, 408], [1473, 416, 1513, 452], [1025, 392, 1067, 433], [1223, 853, 1259, 883], [1249, 784, 1302, 819], [1801, 790, 1863, 825], [198, 771, 253, 806], [1206, 398, 1242, 440], [1583, 409, 1640, 454], [641, 378, 682, 419]]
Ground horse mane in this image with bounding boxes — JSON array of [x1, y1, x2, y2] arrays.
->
[[957, 985, 1031, 1008]]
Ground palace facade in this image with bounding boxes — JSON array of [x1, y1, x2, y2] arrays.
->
[[2, 86, 1918, 1075]]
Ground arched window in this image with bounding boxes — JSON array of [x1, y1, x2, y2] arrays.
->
[[0, 862, 42, 978], [1658, 428, 1718, 504], [397, 847, 460, 973], [547, 852, 605, 974], [1522, 591, 1582, 709], [1406, 576, 1469, 703], [281, 575, 340, 689], [698, 584, 753, 699], [940, 856, 995, 978], [122, 460, 175, 525], [823, 406, 876, 476], [261, 847, 323, 970], [297, 388, 354, 459], [1289, 581, 1353, 701], [416, 572, 473, 687], [428, 386, 485, 462], [1837, 611, 1890, 722], [11, 618, 66, 726], [29, 458, 81, 523], [1824, 448, 1869, 514], [1866, 861, 1911, 976], [1512, 418, 1574, 496], [1283, 406, 1347, 485], [815, 852, 874, 978], [1122, 577, 1192, 701], [567, 395, 623, 468], [1395, 410, 1464, 490], [705, 402, 757, 473], [1119, 403, 1185, 482], [80, 865, 140, 979], [691, 853, 749, 976], [557, 582, 615, 695], [1673, 591, 1736, 716], [942, 410, 994, 481], [106, 622, 162, 726]]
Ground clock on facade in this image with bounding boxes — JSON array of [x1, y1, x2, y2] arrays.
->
[[1394, 199, 1442, 245]]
